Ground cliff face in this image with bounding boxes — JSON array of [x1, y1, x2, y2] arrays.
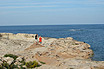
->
[[41, 37, 93, 59], [0, 33, 104, 69], [0, 33, 36, 40], [0, 33, 36, 57]]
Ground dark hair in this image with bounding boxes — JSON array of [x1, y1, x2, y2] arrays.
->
[[0, 34, 2, 37], [35, 34, 38, 39]]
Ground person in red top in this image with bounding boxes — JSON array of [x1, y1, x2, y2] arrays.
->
[[39, 36, 42, 44]]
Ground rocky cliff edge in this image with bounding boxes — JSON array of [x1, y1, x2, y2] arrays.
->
[[0, 33, 104, 69]]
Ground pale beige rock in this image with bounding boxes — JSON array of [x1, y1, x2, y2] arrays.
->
[[0, 33, 36, 41], [22, 65, 27, 68], [3, 57, 14, 65], [0, 61, 2, 65], [0, 33, 104, 69], [16, 57, 22, 62], [37, 65, 58, 69]]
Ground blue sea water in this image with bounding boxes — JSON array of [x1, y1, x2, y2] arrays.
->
[[0, 24, 104, 61]]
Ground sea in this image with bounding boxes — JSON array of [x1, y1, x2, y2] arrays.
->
[[0, 24, 104, 61]]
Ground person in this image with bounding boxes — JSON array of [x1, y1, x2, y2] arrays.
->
[[39, 36, 42, 44], [35, 34, 38, 44], [35, 34, 38, 40]]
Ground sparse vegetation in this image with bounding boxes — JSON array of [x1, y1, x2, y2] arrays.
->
[[20, 57, 26, 65], [4, 54, 18, 60], [25, 61, 39, 68], [70, 68, 74, 69], [39, 61, 46, 64], [0, 60, 18, 69], [2, 54, 41, 68], [75, 43, 79, 45]]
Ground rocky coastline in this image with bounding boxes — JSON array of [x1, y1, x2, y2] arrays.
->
[[0, 33, 104, 69]]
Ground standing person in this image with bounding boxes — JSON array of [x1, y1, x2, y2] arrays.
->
[[35, 34, 38, 44], [39, 36, 42, 44]]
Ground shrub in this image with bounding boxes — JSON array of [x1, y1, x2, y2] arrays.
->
[[70, 68, 74, 69], [2, 54, 42, 68], [75, 43, 79, 45], [20, 57, 26, 65], [9, 63, 18, 69], [4, 54, 18, 60], [1, 61, 19, 69], [39, 61, 46, 64], [25, 61, 38, 68], [2, 61, 9, 68], [0, 64, 3, 69], [19, 65, 26, 69]]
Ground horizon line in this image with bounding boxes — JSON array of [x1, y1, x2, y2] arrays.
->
[[0, 23, 104, 26]]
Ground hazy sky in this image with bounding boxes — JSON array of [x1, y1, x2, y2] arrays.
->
[[0, 0, 104, 26]]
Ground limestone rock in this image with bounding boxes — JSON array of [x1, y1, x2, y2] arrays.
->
[[37, 65, 58, 69], [0, 33, 36, 41], [2, 57, 14, 65], [22, 65, 27, 68], [0, 61, 2, 65], [16, 57, 23, 62], [0, 33, 104, 69], [42, 37, 94, 59]]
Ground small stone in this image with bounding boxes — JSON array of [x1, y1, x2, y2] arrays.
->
[[22, 65, 27, 68], [66, 37, 73, 40], [0, 61, 3, 64], [16, 57, 22, 62]]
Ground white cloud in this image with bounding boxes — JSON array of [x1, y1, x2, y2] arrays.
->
[[0, 1, 104, 5], [0, 0, 104, 9], [0, 1, 73, 5], [0, 5, 57, 9]]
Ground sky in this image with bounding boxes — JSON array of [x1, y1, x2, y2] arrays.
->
[[0, 0, 104, 26]]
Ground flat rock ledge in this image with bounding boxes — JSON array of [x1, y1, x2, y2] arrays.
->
[[0, 33, 104, 69]]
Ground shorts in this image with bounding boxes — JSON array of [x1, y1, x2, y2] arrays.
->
[[39, 42, 42, 44]]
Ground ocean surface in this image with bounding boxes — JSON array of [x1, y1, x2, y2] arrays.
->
[[0, 24, 104, 61]]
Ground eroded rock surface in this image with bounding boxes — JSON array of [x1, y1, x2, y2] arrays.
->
[[0, 33, 104, 69]]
